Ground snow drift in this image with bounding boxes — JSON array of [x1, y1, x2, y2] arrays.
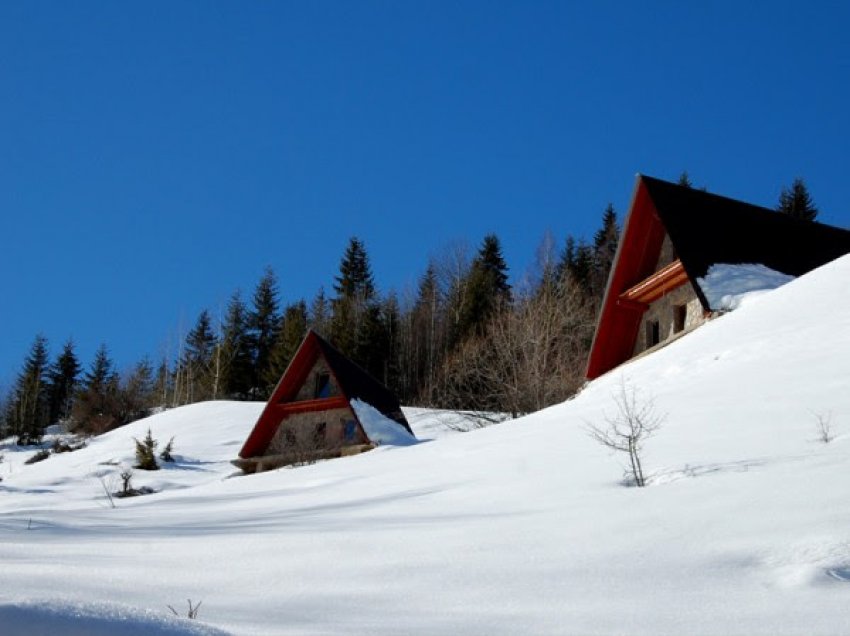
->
[[1, 255, 850, 635]]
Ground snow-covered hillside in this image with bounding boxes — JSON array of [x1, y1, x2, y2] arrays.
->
[[2, 255, 850, 635]]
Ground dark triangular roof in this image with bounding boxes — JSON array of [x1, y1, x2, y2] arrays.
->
[[586, 175, 850, 379], [312, 335, 408, 425], [643, 176, 850, 310], [239, 330, 412, 458]]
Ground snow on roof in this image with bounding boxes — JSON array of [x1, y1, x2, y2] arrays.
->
[[351, 398, 418, 446], [697, 263, 796, 311]]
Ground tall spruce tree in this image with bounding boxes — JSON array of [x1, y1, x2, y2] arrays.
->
[[411, 263, 442, 401], [378, 293, 402, 394], [333, 237, 376, 300], [72, 344, 122, 433], [122, 357, 155, 423], [591, 204, 619, 300], [180, 309, 218, 402], [777, 177, 818, 221], [219, 291, 253, 399], [558, 236, 594, 297], [447, 234, 511, 349], [475, 234, 511, 300], [46, 338, 81, 425], [308, 287, 330, 336], [263, 300, 309, 394], [248, 267, 282, 397], [8, 334, 50, 444], [330, 237, 377, 357]]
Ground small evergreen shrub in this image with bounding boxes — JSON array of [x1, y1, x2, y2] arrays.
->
[[159, 437, 175, 462], [52, 438, 87, 454], [134, 429, 160, 470], [25, 448, 51, 465]]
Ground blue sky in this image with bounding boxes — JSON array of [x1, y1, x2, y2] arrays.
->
[[1, 1, 849, 385]]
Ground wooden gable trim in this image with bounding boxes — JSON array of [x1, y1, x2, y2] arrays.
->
[[271, 396, 350, 416], [619, 259, 688, 305], [238, 331, 324, 458], [239, 331, 377, 459], [586, 176, 668, 379]]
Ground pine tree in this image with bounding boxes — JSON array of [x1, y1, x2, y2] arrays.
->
[[308, 287, 330, 336], [263, 300, 308, 394], [475, 234, 511, 301], [134, 428, 159, 470], [378, 293, 402, 394], [411, 263, 442, 402], [447, 234, 511, 349], [558, 236, 594, 297], [46, 338, 81, 425], [72, 344, 122, 433], [352, 301, 389, 382], [591, 204, 619, 299], [677, 171, 693, 188], [179, 309, 218, 402], [121, 357, 155, 423], [330, 237, 377, 356], [777, 177, 818, 221], [219, 291, 253, 399], [8, 334, 50, 445], [248, 267, 282, 397], [333, 237, 376, 301]]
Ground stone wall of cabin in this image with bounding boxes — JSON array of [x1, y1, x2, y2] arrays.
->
[[632, 284, 706, 357], [294, 357, 341, 402], [656, 234, 677, 270], [266, 406, 365, 456]]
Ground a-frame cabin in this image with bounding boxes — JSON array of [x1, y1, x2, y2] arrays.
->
[[234, 330, 413, 473], [586, 175, 850, 380]]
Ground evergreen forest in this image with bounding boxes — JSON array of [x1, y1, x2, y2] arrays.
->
[[0, 176, 818, 443]]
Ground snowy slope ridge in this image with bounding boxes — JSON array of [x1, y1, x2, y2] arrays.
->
[[1, 255, 850, 635]]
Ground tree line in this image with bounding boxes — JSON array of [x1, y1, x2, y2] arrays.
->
[[0, 175, 820, 443]]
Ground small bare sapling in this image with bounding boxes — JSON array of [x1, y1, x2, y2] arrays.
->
[[587, 380, 665, 487], [812, 410, 835, 443], [168, 599, 202, 619]]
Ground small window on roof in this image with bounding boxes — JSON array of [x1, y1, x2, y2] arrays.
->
[[315, 373, 331, 398]]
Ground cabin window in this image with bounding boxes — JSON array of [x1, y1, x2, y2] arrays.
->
[[315, 373, 331, 398], [343, 420, 357, 442], [673, 304, 687, 333], [646, 319, 660, 348]]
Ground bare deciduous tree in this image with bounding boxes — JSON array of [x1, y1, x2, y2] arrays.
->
[[431, 275, 595, 421], [587, 380, 665, 487], [812, 410, 835, 443]]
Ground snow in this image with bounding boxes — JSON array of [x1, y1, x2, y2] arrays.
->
[[697, 262, 795, 310], [351, 399, 418, 446], [0, 600, 228, 635], [1, 254, 850, 634]]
